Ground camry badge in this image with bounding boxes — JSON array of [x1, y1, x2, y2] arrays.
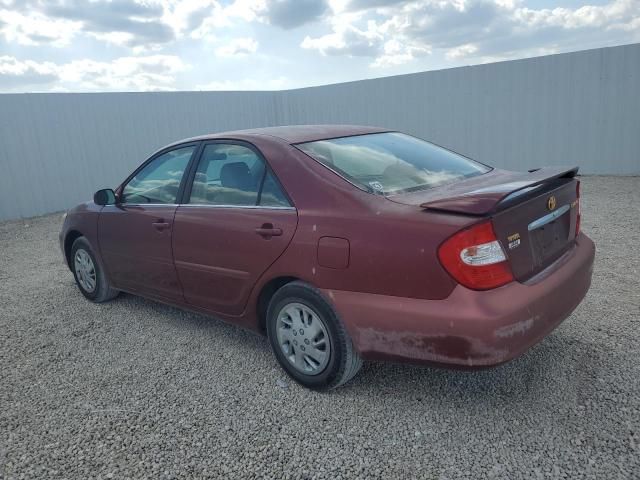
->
[[547, 195, 557, 211]]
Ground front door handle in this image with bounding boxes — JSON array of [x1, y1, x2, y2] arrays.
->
[[152, 220, 170, 232], [255, 223, 283, 238]]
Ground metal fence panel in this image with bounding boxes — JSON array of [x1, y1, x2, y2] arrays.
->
[[1, 44, 638, 221]]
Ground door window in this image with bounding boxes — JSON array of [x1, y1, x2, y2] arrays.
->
[[122, 146, 195, 204], [189, 143, 290, 207]]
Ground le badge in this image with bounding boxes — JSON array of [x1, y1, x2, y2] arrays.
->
[[507, 232, 521, 250]]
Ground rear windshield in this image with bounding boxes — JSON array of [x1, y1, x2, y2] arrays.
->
[[296, 132, 490, 195]]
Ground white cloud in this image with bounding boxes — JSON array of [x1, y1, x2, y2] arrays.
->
[[0, 55, 58, 77], [0, 8, 81, 46], [371, 38, 431, 67], [185, 0, 269, 41], [1, 0, 639, 92], [39, 0, 175, 48], [162, 0, 219, 35], [446, 43, 478, 60], [60, 55, 188, 90], [190, 0, 329, 40], [0, 54, 189, 92], [303, 0, 640, 67], [223, 0, 267, 22], [215, 37, 259, 56], [515, 0, 636, 29], [162, 0, 231, 41], [302, 20, 383, 56], [196, 75, 289, 90]]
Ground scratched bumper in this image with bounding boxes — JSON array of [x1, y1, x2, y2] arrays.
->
[[324, 233, 595, 368]]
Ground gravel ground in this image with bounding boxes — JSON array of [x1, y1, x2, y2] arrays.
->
[[1, 176, 639, 480]]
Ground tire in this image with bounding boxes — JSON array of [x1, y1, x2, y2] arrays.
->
[[266, 281, 362, 390], [70, 236, 119, 303]]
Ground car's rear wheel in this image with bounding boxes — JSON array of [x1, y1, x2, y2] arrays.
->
[[267, 281, 362, 390], [71, 237, 119, 303]]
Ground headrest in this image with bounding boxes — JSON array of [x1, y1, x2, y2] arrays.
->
[[220, 162, 252, 190]]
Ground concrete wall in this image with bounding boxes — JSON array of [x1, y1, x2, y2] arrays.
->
[[1, 43, 638, 221]]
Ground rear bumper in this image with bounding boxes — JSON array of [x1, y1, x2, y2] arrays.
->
[[323, 233, 595, 368]]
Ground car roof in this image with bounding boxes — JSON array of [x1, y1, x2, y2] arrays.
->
[[170, 124, 392, 147]]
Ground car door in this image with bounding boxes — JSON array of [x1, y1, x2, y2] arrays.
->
[[172, 141, 298, 316], [98, 143, 199, 302]]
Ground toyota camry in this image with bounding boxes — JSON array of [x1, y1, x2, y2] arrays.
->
[[60, 125, 595, 390]]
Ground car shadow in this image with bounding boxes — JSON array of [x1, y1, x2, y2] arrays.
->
[[110, 291, 271, 351], [109, 292, 600, 404], [343, 330, 602, 406]]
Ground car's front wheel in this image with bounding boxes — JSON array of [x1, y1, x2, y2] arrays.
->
[[70, 236, 119, 303], [267, 281, 362, 390]]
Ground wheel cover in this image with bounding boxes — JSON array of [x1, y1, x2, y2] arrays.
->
[[276, 302, 331, 376], [74, 248, 97, 293]]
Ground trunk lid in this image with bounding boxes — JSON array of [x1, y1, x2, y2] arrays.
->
[[388, 166, 580, 281], [491, 177, 579, 280]]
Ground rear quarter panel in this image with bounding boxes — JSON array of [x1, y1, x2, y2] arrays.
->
[[244, 136, 475, 302]]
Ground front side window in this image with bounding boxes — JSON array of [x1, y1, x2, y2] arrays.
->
[[296, 132, 490, 195], [122, 146, 195, 204], [189, 143, 290, 207]]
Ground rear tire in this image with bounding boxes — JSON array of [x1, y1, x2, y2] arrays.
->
[[266, 281, 362, 390], [70, 237, 119, 303]]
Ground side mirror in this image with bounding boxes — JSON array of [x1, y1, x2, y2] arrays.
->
[[94, 188, 117, 206]]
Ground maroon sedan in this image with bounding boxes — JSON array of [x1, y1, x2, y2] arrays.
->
[[60, 125, 595, 390]]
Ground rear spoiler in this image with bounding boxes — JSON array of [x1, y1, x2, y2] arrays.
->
[[420, 166, 579, 216]]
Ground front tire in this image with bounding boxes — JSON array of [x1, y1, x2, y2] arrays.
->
[[267, 281, 362, 390], [70, 237, 119, 303]]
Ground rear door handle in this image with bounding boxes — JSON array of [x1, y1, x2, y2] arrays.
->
[[255, 224, 283, 238], [152, 220, 170, 232]]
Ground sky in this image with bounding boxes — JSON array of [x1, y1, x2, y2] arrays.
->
[[0, 0, 638, 93]]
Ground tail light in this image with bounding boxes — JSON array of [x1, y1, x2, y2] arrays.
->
[[438, 221, 514, 290], [575, 180, 581, 237]]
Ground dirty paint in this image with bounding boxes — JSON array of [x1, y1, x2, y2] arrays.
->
[[494, 316, 537, 338], [356, 328, 510, 366]]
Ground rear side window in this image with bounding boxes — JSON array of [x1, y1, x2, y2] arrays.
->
[[296, 132, 490, 195], [260, 170, 290, 207], [122, 146, 195, 204], [189, 143, 290, 207]]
